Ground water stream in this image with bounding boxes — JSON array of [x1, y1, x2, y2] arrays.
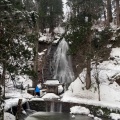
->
[[26, 101, 30, 110], [53, 38, 75, 89], [25, 112, 94, 120], [45, 101, 62, 113], [50, 102, 55, 112]]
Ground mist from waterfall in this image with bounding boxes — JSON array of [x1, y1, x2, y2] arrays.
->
[[53, 38, 74, 87]]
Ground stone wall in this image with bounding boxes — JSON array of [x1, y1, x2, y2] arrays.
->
[[29, 101, 70, 113]]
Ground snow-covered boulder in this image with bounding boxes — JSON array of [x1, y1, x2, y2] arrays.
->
[[4, 112, 15, 120], [70, 106, 90, 115], [109, 113, 120, 120], [42, 93, 60, 101]]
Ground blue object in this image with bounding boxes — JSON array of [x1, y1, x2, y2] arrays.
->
[[35, 86, 40, 93]]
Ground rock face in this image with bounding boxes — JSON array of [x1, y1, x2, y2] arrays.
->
[[42, 44, 58, 81], [38, 42, 58, 82]]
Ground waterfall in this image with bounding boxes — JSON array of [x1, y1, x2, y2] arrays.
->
[[46, 101, 62, 113], [58, 102, 62, 113], [53, 38, 74, 88], [26, 101, 30, 110], [50, 102, 55, 112]]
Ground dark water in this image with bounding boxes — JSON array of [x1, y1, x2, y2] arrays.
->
[[25, 112, 93, 120]]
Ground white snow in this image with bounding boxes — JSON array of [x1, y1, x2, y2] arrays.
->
[[109, 113, 120, 120], [110, 48, 120, 59], [39, 27, 65, 43], [54, 27, 65, 34], [30, 98, 44, 101], [42, 93, 60, 100], [44, 80, 60, 85], [4, 112, 15, 120], [61, 92, 120, 111], [70, 106, 90, 115], [5, 90, 34, 99], [63, 47, 120, 102], [58, 85, 63, 94], [4, 98, 27, 111], [94, 116, 102, 120], [60, 47, 120, 119], [88, 114, 94, 118]]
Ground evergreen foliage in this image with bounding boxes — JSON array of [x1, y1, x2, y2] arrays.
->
[[65, 0, 104, 54], [0, 0, 36, 83], [38, 0, 63, 32]]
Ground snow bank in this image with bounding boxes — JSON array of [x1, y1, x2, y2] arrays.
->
[[94, 116, 102, 120], [5, 90, 34, 99], [30, 98, 44, 101], [61, 91, 120, 111], [58, 85, 63, 94], [54, 27, 65, 34], [109, 113, 120, 120], [42, 93, 60, 100], [110, 48, 120, 59], [4, 112, 15, 120], [15, 75, 32, 88], [4, 98, 27, 111], [65, 47, 120, 104], [44, 80, 59, 85], [70, 106, 90, 115]]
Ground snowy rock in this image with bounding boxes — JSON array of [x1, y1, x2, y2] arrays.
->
[[44, 80, 59, 85], [71, 115, 75, 118], [96, 109, 104, 116], [109, 113, 120, 120], [94, 116, 102, 120], [70, 106, 90, 115], [4, 112, 15, 120], [54, 27, 65, 34], [88, 114, 94, 118], [4, 98, 27, 111], [58, 85, 63, 94], [42, 93, 60, 101]]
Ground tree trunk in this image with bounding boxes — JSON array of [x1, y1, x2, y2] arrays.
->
[[0, 86, 4, 120], [115, 0, 120, 26], [33, 35, 39, 88], [95, 56, 101, 101], [2, 63, 6, 99], [86, 31, 93, 89], [16, 99, 22, 120], [33, 0, 39, 88], [106, 0, 112, 26], [86, 57, 91, 89], [0, 61, 6, 120]]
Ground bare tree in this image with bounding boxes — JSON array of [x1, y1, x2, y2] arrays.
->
[[0, 86, 4, 120], [115, 0, 120, 26], [86, 30, 93, 89], [106, 0, 113, 26], [93, 57, 101, 101]]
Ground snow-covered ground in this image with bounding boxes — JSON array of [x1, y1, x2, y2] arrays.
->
[[4, 112, 15, 120], [64, 47, 120, 103], [61, 47, 120, 120]]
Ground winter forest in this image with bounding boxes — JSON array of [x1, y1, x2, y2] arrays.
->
[[1, 0, 120, 120]]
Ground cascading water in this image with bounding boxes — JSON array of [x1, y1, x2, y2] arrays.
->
[[50, 102, 55, 112], [53, 38, 75, 89], [26, 101, 30, 110]]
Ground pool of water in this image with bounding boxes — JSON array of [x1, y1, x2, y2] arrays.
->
[[25, 112, 94, 120]]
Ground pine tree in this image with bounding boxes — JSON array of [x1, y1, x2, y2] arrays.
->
[[38, 0, 63, 33], [66, 0, 104, 89], [0, 0, 38, 90]]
